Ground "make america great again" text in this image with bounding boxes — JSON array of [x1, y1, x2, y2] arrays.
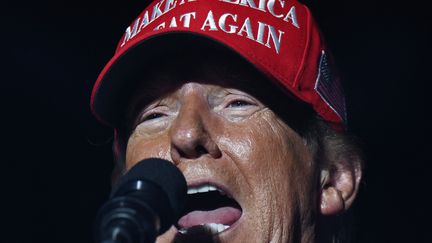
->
[[120, 0, 300, 54]]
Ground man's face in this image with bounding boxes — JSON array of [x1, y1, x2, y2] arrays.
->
[[124, 59, 318, 243]]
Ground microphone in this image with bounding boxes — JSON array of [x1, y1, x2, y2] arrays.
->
[[94, 158, 187, 243]]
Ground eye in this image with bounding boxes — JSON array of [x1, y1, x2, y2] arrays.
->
[[226, 99, 254, 108], [140, 112, 165, 122]]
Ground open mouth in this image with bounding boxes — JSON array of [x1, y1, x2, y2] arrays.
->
[[176, 183, 242, 234]]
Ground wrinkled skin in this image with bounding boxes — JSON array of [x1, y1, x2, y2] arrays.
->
[[123, 59, 319, 242]]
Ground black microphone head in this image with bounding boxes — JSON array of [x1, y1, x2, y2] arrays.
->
[[111, 158, 187, 227], [95, 158, 187, 243]]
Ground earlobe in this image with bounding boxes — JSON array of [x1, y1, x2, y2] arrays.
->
[[320, 186, 344, 215]]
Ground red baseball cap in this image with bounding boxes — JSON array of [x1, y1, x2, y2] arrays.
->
[[91, 0, 347, 128]]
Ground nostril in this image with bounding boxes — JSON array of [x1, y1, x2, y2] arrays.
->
[[175, 145, 208, 159], [195, 145, 208, 155], [177, 149, 188, 158]]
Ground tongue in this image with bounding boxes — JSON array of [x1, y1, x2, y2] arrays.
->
[[177, 207, 241, 229]]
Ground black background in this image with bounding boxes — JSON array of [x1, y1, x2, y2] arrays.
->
[[3, 0, 430, 242]]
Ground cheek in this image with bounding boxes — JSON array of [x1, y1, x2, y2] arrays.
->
[[125, 131, 171, 170], [219, 110, 314, 202], [220, 111, 295, 176]]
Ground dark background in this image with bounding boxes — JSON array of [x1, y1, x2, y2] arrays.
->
[[3, 0, 430, 242]]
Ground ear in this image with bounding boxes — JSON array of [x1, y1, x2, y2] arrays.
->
[[319, 155, 362, 215]]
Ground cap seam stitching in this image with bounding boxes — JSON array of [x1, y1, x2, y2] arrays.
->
[[293, 4, 311, 88]]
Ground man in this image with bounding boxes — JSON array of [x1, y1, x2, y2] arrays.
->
[[91, 0, 363, 242]]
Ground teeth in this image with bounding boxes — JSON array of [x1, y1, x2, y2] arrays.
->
[[187, 188, 198, 194], [187, 184, 219, 194], [179, 223, 230, 235], [206, 223, 230, 233], [217, 189, 226, 195]]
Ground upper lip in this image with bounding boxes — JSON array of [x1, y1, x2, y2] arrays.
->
[[178, 158, 242, 206]]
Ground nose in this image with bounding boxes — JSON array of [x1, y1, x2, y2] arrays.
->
[[169, 86, 222, 163]]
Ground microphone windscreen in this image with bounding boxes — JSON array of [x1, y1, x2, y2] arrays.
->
[[112, 158, 187, 217]]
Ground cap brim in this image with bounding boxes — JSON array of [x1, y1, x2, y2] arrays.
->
[[91, 31, 284, 127]]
